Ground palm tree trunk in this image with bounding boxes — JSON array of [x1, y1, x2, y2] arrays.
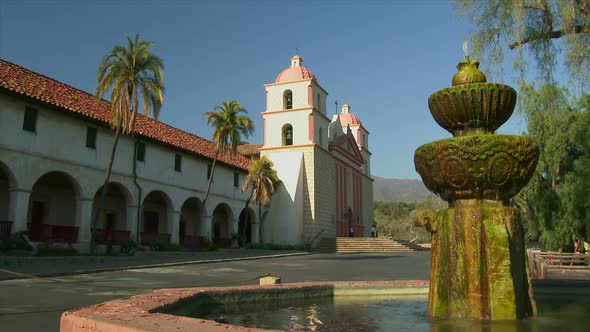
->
[[258, 203, 262, 243], [241, 191, 254, 246], [90, 120, 123, 254], [132, 138, 142, 245], [202, 148, 220, 206], [197, 148, 220, 248]]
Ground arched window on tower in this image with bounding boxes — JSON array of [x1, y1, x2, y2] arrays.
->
[[283, 90, 293, 109], [316, 93, 321, 111], [282, 124, 293, 146], [318, 127, 324, 146]]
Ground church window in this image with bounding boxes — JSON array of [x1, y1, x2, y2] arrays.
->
[[234, 172, 239, 188], [282, 124, 293, 146], [136, 142, 146, 162], [174, 153, 182, 172], [283, 90, 293, 109], [23, 106, 38, 133], [318, 127, 323, 146], [86, 126, 97, 149]]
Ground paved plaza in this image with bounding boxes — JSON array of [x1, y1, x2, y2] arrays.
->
[[0, 251, 431, 331]]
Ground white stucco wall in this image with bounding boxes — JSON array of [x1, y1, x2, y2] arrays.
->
[[312, 148, 337, 240], [310, 82, 328, 116], [263, 110, 312, 148], [265, 81, 311, 112], [314, 115, 330, 150], [28, 184, 76, 226], [261, 150, 304, 245], [0, 93, 255, 248], [0, 176, 8, 220]]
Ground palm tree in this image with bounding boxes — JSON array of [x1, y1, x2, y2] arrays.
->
[[241, 156, 279, 243], [92, 35, 164, 252], [200, 100, 254, 245]]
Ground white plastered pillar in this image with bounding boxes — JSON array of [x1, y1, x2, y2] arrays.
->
[[203, 215, 212, 240], [168, 209, 181, 244], [76, 197, 94, 244], [127, 205, 139, 243], [9, 189, 30, 233], [251, 222, 260, 243]]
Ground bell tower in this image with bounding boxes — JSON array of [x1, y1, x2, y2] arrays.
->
[[259, 55, 331, 245], [261, 55, 329, 149]]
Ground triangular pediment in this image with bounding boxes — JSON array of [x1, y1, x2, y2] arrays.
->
[[329, 131, 364, 164]]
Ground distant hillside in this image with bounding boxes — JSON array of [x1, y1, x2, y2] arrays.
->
[[373, 176, 432, 203]]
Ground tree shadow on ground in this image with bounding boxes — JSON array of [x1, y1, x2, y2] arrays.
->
[[307, 254, 405, 261]]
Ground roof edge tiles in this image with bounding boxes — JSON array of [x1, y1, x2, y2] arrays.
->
[[0, 58, 251, 171]]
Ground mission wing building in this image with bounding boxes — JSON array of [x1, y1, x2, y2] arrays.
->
[[0, 55, 373, 250]]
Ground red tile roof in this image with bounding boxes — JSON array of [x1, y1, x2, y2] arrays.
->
[[0, 59, 252, 171], [237, 144, 262, 157]]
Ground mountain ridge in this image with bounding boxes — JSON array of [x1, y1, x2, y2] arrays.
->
[[372, 176, 432, 202]]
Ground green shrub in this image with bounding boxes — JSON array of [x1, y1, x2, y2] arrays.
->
[[0, 232, 33, 252], [119, 239, 138, 255], [36, 242, 78, 256], [149, 236, 182, 251], [204, 238, 218, 251]]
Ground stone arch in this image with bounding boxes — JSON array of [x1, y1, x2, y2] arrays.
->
[[92, 182, 133, 244], [212, 203, 234, 248], [238, 206, 256, 246], [0, 161, 17, 234], [28, 171, 81, 242], [0, 160, 17, 190], [283, 89, 293, 110], [140, 190, 173, 245], [282, 123, 293, 146], [179, 197, 204, 249]]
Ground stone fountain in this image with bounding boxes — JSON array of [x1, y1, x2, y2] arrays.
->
[[414, 54, 539, 320]]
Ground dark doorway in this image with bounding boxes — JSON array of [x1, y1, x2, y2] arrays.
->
[[238, 209, 253, 246], [31, 201, 45, 224], [144, 211, 159, 233]]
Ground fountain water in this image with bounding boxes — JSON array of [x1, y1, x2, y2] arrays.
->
[[414, 56, 539, 320]]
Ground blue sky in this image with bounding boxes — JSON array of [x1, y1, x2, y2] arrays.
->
[[0, 0, 527, 179]]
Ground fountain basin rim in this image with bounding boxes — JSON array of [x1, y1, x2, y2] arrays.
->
[[60, 279, 589, 332], [60, 280, 429, 332]]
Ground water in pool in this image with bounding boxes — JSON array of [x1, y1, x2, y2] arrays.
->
[[184, 294, 589, 332]]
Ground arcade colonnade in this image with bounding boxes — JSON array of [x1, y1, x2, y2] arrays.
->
[[0, 156, 260, 250]]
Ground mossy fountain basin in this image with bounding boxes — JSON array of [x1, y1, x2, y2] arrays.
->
[[414, 134, 539, 203], [427, 83, 517, 136], [60, 280, 590, 332]]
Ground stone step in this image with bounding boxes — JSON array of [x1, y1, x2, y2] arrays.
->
[[316, 237, 415, 253]]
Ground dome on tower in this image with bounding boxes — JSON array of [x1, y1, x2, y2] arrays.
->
[[275, 55, 317, 83], [339, 104, 362, 127]]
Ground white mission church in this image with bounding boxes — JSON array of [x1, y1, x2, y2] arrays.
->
[[0, 55, 373, 251]]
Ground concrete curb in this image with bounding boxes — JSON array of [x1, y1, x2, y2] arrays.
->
[[0, 252, 311, 280]]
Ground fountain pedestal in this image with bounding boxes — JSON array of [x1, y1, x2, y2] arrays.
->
[[414, 56, 538, 320], [421, 202, 535, 319]]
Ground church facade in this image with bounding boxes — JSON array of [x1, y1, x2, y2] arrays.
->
[[0, 55, 372, 250], [261, 56, 374, 245]]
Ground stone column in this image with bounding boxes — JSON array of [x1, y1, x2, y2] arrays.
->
[[9, 189, 31, 233], [168, 209, 181, 244], [203, 215, 212, 240], [251, 222, 260, 243], [127, 205, 139, 243], [76, 197, 94, 245]]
